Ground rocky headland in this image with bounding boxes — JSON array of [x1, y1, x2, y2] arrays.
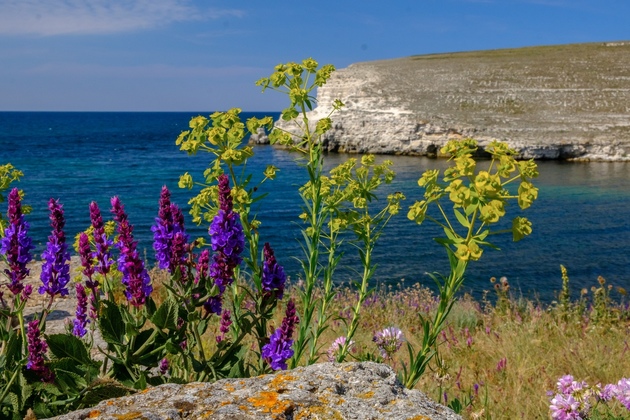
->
[[264, 41, 630, 161]]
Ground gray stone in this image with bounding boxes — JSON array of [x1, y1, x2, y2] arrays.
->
[[51, 362, 460, 420], [273, 41, 630, 161]]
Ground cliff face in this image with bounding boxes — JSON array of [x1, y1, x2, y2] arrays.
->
[[273, 42, 630, 160]]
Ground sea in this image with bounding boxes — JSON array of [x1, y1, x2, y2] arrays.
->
[[1, 111, 629, 303]]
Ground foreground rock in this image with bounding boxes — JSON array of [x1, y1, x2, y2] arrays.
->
[[53, 362, 460, 420], [271, 41, 630, 161]]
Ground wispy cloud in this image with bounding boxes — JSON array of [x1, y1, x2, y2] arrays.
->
[[0, 0, 244, 36]]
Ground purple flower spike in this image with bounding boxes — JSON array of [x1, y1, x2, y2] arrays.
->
[[152, 186, 189, 275], [261, 243, 286, 300], [195, 249, 210, 285], [216, 309, 232, 343], [89, 202, 113, 276], [208, 175, 244, 292], [111, 196, 152, 307], [261, 300, 299, 371], [0, 188, 35, 296], [73, 283, 89, 337], [26, 320, 54, 382], [39, 198, 71, 297]]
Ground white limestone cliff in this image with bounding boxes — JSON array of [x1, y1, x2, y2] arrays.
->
[[266, 42, 630, 161]]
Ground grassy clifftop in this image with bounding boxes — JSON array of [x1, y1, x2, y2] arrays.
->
[[314, 41, 630, 159]]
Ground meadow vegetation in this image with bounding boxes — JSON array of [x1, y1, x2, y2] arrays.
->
[[0, 58, 627, 420]]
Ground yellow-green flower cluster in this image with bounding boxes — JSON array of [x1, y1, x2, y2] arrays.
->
[[408, 139, 539, 261]]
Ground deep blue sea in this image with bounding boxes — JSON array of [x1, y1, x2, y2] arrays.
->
[[1, 112, 629, 302]]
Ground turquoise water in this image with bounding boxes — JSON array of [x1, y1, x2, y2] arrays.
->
[[1, 112, 629, 302]]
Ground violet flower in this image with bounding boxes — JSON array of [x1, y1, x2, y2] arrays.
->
[[549, 393, 583, 420], [73, 283, 89, 337], [204, 175, 244, 314], [261, 299, 299, 371], [89, 201, 113, 276], [216, 309, 232, 343], [496, 357, 507, 372], [615, 378, 630, 410], [373, 326, 405, 359], [26, 319, 54, 382], [195, 249, 210, 285], [111, 196, 152, 307], [327, 336, 355, 362], [159, 358, 169, 376], [78, 232, 99, 320], [152, 186, 189, 275], [39, 198, 71, 297], [261, 242, 286, 300], [0, 188, 34, 296]]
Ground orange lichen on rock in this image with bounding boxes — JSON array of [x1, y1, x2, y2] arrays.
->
[[268, 372, 296, 391], [407, 416, 431, 420], [88, 410, 101, 418], [223, 383, 235, 392], [248, 391, 292, 415], [357, 390, 375, 399], [113, 412, 144, 420]]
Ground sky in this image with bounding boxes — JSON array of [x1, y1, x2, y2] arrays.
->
[[0, 0, 629, 112]]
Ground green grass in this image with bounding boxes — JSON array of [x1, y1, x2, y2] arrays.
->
[[150, 267, 630, 418]]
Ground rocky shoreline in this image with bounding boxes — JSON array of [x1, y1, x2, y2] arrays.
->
[[257, 42, 630, 161]]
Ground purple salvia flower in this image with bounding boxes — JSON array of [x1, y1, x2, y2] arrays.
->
[[152, 186, 189, 274], [78, 232, 95, 280], [261, 242, 286, 300], [261, 329, 294, 371], [0, 188, 35, 296], [78, 232, 99, 320], [39, 198, 71, 297], [159, 358, 169, 376], [89, 201, 113, 275], [21, 284, 33, 301], [203, 295, 222, 315], [204, 175, 244, 314], [373, 326, 405, 359], [261, 300, 299, 371], [216, 309, 232, 343], [111, 196, 152, 307], [209, 174, 244, 291], [26, 319, 54, 382], [195, 249, 210, 285], [73, 283, 89, 337]]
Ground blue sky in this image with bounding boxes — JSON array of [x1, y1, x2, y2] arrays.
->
[[0, 0, 628, 112]]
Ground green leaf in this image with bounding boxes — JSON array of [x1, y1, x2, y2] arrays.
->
[[99, 301, 125, 346], [46, 334, 95, 367], [151, 297, 179, 330], [453, 208, 469, 228]]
